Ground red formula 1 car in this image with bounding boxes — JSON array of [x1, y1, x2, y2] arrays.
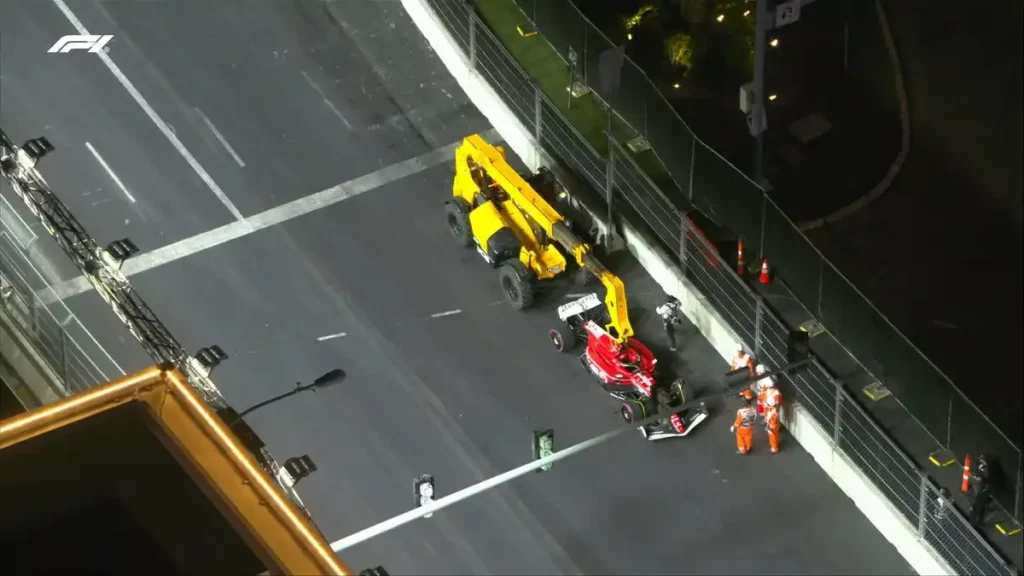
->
[[548, 294, 708, 440]]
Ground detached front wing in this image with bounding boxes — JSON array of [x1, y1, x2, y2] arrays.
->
[[640, 402, 709, 441]]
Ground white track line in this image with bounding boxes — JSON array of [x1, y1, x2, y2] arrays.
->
[[51, 0, 245, 222], [317, 332, 347, 341], [300, 71, 354, 130], [195, 107, 246, 168], [430, 309, 462, 318], [84, 142, 136, 203], [38, 128, 500, 304]]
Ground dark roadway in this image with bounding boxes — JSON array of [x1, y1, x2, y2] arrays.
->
[[1, 1, 911, 574]]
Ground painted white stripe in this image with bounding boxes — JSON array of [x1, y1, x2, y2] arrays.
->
[[564, 293, 588, 298], [300, 71, 354, 130], [37, 129, 500, 304], [51, 0, 245, 221], [430, 309, 462, 318], [85, 142, 136, 203], [196, 108, 246, 167], [317, 332, 347, 341]]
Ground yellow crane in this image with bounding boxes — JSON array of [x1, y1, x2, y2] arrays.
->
[[445, 134, 633, 342]]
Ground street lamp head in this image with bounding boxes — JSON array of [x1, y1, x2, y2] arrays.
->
[[312, 368, 346, 388]]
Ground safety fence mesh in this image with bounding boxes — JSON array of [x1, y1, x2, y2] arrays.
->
[[422, 1, 1019, 572]]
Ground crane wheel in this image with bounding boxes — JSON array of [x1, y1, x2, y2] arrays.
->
[[445, 198, 473, 248], [549, 327, 577, 353], [498, 261, 534, 311]]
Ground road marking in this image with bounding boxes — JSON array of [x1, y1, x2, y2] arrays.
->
[[300, 71, 354, 130], [317, 332, 347, 341], [84, 142, 136, 203], [51, 0, 245, 222], [430, 309, 462, 318], [38, 129, 500, 304], [195, 107, 246, 168], [565, 293, 589, 298]]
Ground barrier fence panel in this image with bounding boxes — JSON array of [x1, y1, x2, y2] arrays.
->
[[503, 0, 1024, 499], [0, 238, 111, 395], [428, 3, 1018, 571], [689, 141, 764, 251]]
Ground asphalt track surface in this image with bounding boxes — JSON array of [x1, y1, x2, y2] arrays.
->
[[1, 1, 914, 574]]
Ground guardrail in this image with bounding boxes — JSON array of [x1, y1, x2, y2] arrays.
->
[[422, 1, 1016, 573], [0, 230, 121, 395], [503, 0, 1022, 518]]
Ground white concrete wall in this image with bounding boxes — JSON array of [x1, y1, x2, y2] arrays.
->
[[400, 0, 953, 573]]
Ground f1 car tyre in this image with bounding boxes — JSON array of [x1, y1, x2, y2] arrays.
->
[[549, 327, 577, 353], [499, 260, 534, 311], [671, 378, 697, 405], [445, 198, 473, 248], [620, 399, 650, 424]]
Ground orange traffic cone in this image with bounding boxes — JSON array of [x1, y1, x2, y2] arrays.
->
[[758, 259, 771, 284], [961, 454, 972, 492], [737, 240, 745, 276]]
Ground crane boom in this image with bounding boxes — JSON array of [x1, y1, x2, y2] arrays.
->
[[454, 134, 633, 342]]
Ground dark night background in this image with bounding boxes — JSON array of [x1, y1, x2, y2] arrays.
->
[[573, 0, 1022, 445]]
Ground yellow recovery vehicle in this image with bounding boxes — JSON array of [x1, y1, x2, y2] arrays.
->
[[444, 135, 708, 440], [445, 133, 632, 340]]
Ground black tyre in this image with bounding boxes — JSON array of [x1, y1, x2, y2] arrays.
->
[[498, 261, 534, 311], [445, 198, 473, 248], [671, 378, 696, 406], [549, 327, 577, 353], [620, 399, 649, 424]]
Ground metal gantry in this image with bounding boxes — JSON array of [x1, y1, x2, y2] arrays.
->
[[0, 128, 311, 518]]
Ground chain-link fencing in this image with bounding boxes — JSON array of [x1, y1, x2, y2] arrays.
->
[[506, 0, 1023, 519], [421, 1, 1018, 572]]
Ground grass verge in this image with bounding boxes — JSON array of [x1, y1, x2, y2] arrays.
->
[[473, 0, 678, 194]]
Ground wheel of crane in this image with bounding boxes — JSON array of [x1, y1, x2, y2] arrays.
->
[[498, 260, 534, 311], [445, 198, 473, 248]]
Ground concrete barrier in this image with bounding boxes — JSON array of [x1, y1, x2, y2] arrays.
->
[[399, 0, 953, 573]]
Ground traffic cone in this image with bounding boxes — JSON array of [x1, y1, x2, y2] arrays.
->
[[961, 454, 971, 493], [737, 239, 745, 276], [758, 259, 771, 284]]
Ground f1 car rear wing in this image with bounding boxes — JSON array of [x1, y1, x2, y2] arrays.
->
[[557, 293, 603, 321]]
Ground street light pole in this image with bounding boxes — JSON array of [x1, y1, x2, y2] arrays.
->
[[751, 0, 771, 187], [231, 369, 346, 424]]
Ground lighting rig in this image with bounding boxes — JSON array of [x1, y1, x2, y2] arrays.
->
[[0, 128, 313, 519]]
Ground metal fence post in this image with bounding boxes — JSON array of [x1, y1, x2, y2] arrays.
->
[[60, 328, 69, 385], [678, 213, 688, 273], [758, 191, 767, 262], [687, 138, 695, 203], [917, 471, 929, 538], [604, 121, 615, 251], [754, 296, 763, 358], [1015, 453, 1022, 522], [533, 83, 543, 143], [833, 380, 844, 447], [30, 296, 40, 335], [467, 4, 477, 70], [945, 396, 953, 449]]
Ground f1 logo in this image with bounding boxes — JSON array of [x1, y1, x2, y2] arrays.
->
[[48, 35, 113, 53]]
